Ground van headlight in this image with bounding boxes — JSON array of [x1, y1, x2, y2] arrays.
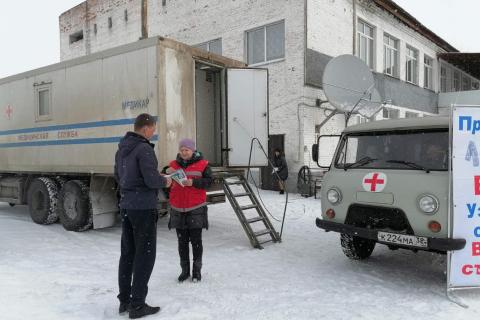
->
[[418, 195, 439, 214], [327, 188, 341, 205]]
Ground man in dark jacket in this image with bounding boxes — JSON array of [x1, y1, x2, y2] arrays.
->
[[114, 113, 171, 319], [272, 148, 288, 194]]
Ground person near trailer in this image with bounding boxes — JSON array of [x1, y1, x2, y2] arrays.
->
[[114, 113, 172, 319], [168, 138, 212, 282], [272, 148, 288, 194]]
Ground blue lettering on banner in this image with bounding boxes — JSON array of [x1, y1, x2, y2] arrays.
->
[[459, 116, 480, 134], [474, 226, 480, 238], [467, 203, 479, 218], [466, 141, 480, 167]]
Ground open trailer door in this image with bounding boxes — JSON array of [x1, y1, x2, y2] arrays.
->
[[226, 68, 268, 167]]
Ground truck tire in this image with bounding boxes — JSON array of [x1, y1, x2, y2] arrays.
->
[[27, 177, 59, 225], [340, 233, 375, 260], [58, 180, 92, 232]]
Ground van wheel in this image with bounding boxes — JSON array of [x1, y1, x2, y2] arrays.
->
[[340, 233, 375, 260], [27, 177, 59, 225], [58, 180, 92, 232]]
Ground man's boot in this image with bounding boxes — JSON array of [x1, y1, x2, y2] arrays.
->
[[178, 261, 190, 282], [129, 303, 160, 319]]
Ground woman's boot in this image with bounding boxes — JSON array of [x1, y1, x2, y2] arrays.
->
[[178, 261, 190, 282]]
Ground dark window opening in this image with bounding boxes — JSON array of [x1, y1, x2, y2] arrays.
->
[[69, 31, 84, 44]]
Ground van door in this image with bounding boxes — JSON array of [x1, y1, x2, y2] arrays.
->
[[226, 68, 268, 166]]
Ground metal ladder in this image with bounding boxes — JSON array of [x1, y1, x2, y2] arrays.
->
[[223, 174, 281, 249]]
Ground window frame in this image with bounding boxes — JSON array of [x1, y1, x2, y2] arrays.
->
[[405, 45, 419, 85], [357, 19, 375, 69], [35, 83, 53, 122], [194, 38, 223, 55], [246, 20, 285, 66], [383, 33, 399, 77], [423, 55, 433, 90]]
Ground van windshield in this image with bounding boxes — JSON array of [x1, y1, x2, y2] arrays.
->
[[334, 129, 449, 171]]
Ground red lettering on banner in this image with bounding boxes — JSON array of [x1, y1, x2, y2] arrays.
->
[[462, 265, 473, 275], [475, 176, 480, 195], [473, 242, 480, 256]]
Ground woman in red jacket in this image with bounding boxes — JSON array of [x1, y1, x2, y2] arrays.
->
[[168, 138, 212, 282]]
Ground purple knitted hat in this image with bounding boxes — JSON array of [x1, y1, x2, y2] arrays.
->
[[179, 138, 196, 151]]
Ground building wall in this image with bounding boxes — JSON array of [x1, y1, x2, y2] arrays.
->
[[60, 0, 308, 189], [60, 0, 142, 61], [58, 0, 476, 189]]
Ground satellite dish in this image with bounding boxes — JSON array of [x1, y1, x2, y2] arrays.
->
[[322, 55, 375, 113], [356, 88, 384, 118]]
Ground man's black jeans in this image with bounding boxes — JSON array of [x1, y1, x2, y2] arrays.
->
[[118, 209, 157, 308]]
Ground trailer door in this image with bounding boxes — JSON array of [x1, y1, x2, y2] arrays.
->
[[226, 68, 268, 166]]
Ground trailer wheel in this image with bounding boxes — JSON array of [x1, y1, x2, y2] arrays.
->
[[58, 180, 92, 232], [340, 233, 375, 260], [54, 176, 68, 189], [27, 177, 59, 225]]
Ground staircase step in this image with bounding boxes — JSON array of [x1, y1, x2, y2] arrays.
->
[[258, 239, 274, 245], [240, 204, 258, 211], [233, 192, 251, 197], [254, 229, 272, 237], [225, 180, 243, 185], [246, 216, 264, 223]]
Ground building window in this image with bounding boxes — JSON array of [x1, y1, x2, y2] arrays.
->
[[246, 20, 285, 65], [383, 33, 398, 77], [424, 55, 433, 90], [69, 30, 84, 44], [357, 20, 375, 68], [35, 84, 52, 121], [382, 107, 399, 119], [405, 45, 418, 85], [108, 17, 113, 29], [124, 9, 128, 22], [194, 38, 223, 55], [462, 75, 472, 91], [440, 65, 448, 92], [405, 111, 418, 118], [453, 71, 461, 91], [93, 24, 97, 35]]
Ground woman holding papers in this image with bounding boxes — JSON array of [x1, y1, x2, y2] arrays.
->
[[168, 138, 212, 282]]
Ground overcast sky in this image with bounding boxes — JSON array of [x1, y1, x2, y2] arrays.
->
[[0, 0, 478, 79]]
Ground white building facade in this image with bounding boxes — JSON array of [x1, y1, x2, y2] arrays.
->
[[59, 0, 480, 186]]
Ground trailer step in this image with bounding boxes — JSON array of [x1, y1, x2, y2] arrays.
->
[[233, 192, 251, 197], [246, 217, 264, 223], [240, 204, 258, 211], [254, 229, 272, 237]]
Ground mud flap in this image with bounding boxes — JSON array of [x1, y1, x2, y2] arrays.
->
[[89, 176, 118, 229]]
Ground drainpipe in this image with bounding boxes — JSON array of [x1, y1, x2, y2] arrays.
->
[[85, 1, 91, 55], [352, 0, 357, 55], [141, 0, 148, 39]]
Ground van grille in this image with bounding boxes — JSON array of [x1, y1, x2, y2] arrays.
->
[[345, 204, 414, 234]]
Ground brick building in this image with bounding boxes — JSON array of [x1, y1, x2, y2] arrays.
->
[[59, 0, 480, 186]]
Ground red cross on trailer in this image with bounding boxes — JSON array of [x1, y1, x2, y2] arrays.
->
[[5, 105, 13, 120], [362, 172, 387, 192]]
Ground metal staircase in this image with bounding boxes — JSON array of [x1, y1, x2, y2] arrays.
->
[[223, 174, 281, 249]]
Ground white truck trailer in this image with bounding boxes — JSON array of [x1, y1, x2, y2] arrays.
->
[[0, 37, 269, 231]]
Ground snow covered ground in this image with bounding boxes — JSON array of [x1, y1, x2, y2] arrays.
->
[[1, 190, 480, 320]]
